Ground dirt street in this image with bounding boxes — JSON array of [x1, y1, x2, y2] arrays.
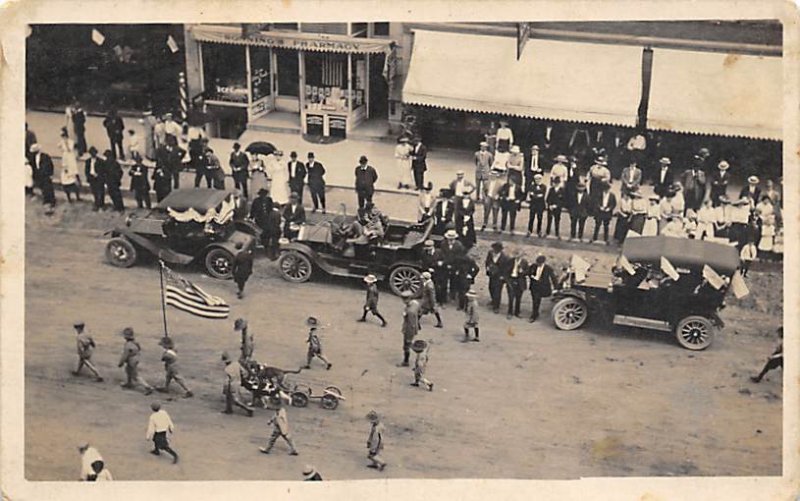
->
[[25, 200, 782, 481]]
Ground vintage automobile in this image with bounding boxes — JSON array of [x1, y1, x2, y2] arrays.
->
[[276, 215, 439, 296], [550, 236, 741, 350], [104, 189, 259, 279]]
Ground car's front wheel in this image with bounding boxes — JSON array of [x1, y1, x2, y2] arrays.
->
[[105, 237, 138, 268], [389, 266, 423, 296], [278, 251, 313, 283], [205, 248, 235, 279], [551, 296, 589, 330], [675, 315, 714, 350]]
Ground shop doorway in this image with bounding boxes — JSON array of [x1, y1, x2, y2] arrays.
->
[[368, 53, 388, 119], [274, 48, 300, 113]]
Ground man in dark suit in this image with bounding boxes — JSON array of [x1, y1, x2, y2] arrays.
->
[[306, 152, 326, 214], [545, 177, 565, 238], [527, 255, 556, 322], [104, 150, 125, 212], [680, 156, 707, 213], [85, 147, 106, 211], [282, 192, 306, 239], [30, 144, 56, 210], [229, 142, 250, 198], [484, 241, 508, 314], [591, 181, 617, 244], [653, 157, 674, 198], [526, 173, 547, 237], [502, 248, 528, 319], [739, 176, 762, 208], [250, 189, 281, 259], [102, 109, 125, 160], [708, 160, 730, 207], [288, 151, 307, 203], [569, 181, 591, 242], [439, 230, 465, 305], [499, 177, 523, 234], [72, 102, 87, 156], [354, 155, 378, 209], [158, 136, 185, 189], [433, 189, 455, 234], [410, 138, 427, 190]]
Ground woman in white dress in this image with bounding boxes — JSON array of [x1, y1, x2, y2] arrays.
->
[[394, 138, 413, 189], [249, 153, 270, 196], [756, 196, 776, 253], [642, 195, 661, 236], [58, 128, 82, 202], [266, 150, 290, 206], [695, 199, 716, 240]]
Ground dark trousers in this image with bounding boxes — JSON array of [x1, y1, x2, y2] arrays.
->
[[233, 171, 248, 198], [529, 291, 543, 320], [108, 134, 124, 159], [593, 217, 611, 242], [107, 184, 124, 211], [75, 130, 87, 156], [134, 188, 151, 209], [261, 233, 280, 260], [506, 279, 524, 316], [208, 169, 225, 190], [546, 208, 562, 236], [171, 168, 181, 189], [310, 187, 326, 210], [195, 167, 212, 188], [754, 356, 783, 382], [413, 168, 425, 190], [528, 208, 544, 235], [488, 275, 503, 311], [152, 431, 178, 459], [433, 274, 448, 304], [224, 386, 252, 414], [570, 214, 587, 239], [89, 179, 105, 209], [290, 183, 304, 202], [40, 179, 56, 206], [501, 203, 518, 231], [357, 189, 373, 209], [155, 183, 172, 203]]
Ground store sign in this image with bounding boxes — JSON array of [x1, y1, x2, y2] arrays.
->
[[194, 27, 393, 54], [329, 117, 346, 130]]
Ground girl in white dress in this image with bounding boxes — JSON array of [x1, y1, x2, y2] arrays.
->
[[58, 128, 82, 202], [642, 195, 661, 236], [266, 151, 290, 206], [395, 138, 413, 189]]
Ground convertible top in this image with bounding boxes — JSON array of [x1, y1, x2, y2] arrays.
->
[[622, 236, 740, 275], [157, 189, 234, 211]]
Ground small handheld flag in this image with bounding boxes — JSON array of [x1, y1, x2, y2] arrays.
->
[[166, 35, 179, 54], [618, 254, 636, 275], [660, 256, 680, 281], [161, 263, 229, 319], [91, 29, 105, 46], [702, 265, 725, 290], [730, 270, 750, 299]]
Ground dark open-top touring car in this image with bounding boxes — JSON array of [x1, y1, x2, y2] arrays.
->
[[104, 189, 259, 279], [550, 236, 742, 350], [277, 216, 438, 296]]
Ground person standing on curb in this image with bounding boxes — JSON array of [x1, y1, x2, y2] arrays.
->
[[230, 142, 250, 198], [103, 109, 125, 160], [146, 401, 179, 464], [85, 147, 107, 211], [288, 151, 307, 203], [306, 152, 327, 214], [104, 151, 125, 212], [365, 410, 387, 471], [355, 155, 378, 209], [410, 138, 428, 191]]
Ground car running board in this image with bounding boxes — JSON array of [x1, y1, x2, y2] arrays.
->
[[612, 315, 672, 333]]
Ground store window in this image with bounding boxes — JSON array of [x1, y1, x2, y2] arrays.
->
[[373, 22, 390, 36], [271, 23, 299, 31], [304, 52, 348, 112], [250, 47, 271, 102], [351, 23, 368, 37], [202, 43, 247, 103], [301, 23, 347, 35]]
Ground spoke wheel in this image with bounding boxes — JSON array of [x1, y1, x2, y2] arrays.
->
[[105, 237, 137, 268], [675, 315, 714, 351], [551, 297, 588, 331], [277, 251, 313, 283], [291, 391, 309, 408], [205, 248, 234, 279], [389, 266, 423, 296], [321, 394, 339, 410]]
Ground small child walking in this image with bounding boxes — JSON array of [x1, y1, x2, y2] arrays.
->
[[463, 289, 480, 342], [304, 317, 332, 370], [358, 274, 387, 327], [146, 401, 179, 464], [365, 410, 387, 471], [410, 339, 434, 391], [740, 241, 757, 277]]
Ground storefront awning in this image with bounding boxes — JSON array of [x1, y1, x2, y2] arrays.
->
[[402, 30, 643, 127], [647, 48, 782, 140], [191, 25, 394, 54]]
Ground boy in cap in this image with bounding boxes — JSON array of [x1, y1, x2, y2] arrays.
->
[[221, 351, 254, 417], [156, 337, 193, 398], [304, 317, 332, 370], [400, 291, 421, 366], [118, 327, 154, 394], [72, 321, 103, 382], [260, 394, 299, 455], [146, 401, 179, 463], [365, 410, 387, 471], [358, 275, 387, 327], [410, 339, 434, 391], [463, 289, 480, 341], [78, 443, 113, 481], [419, 271, 443, 328], [235, 318, 254, 364]]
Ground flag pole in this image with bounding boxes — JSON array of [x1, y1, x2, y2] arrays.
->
[[159, 259, 170, 338]]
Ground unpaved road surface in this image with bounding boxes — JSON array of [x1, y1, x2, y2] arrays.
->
[[25, 200, 782, 481]]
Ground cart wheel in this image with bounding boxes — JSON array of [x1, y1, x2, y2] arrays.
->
[[323, 385, 343, 397], [321, 394, 339, 410], [291, 391, 309, 408], [551, 297, 588, 330], [675, 315, 714, 351]]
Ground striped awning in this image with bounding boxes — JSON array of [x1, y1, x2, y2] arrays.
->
[[191, 24, 394, 54], [402, 30, 643, 127]]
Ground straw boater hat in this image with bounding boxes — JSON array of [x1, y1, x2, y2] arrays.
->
[[411, 339, 428, 353], [234, 318, 248, 331], [30, 143, 40, 153], [122, 327, 135, 339], [479, 141, 488, 147], [555, 154, 568, 163], [648, 194, 660, 202], [456, 169, 465, 176], [718, 160, 730, 171], [659, 157, 671, 165], [463, 185, 474, 194], [596, 156, 608, 166], [510, 145, 521, 154], [533, 173, 543, 182], [423, 239, 434, 248], [302, 465, 319, 480], [531, 144, 540, 151], [576, 182, 587, 192], [421, 271, 432, 280], [399, 137, 409, 143], [466, 289, 478, 298], [444, 229, 458, 239], [363, 274, 378, 284], [748, 176, 759, 185], [306, 316, 319, 327], [73, 320, 85, 328]]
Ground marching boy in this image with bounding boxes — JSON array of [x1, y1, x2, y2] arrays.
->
[[463, 289, 480, 342], [304, 317, 332, 370], [358, 274, 387, 327], [72, 320, 103, 382], [411, 339, 434, 391], [365, 410, 387, 471], [156, 337, 193, 398]]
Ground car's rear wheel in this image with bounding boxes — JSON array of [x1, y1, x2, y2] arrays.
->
[[105, 237, 138, 268], [205, 248, 234, 279], [278, 251, 313, 283], [675, 315, 714, 350], [389, 266, 423, 296], [551, 296, 588, 330]]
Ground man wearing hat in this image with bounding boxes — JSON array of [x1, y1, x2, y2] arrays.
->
[[455, 186, 477, 249], [527, 144, 544, 188], [419, 271, 443, 328], [250, 189, 282, 260], [569, 180, 591, 242], [282, 192, 306, 239], [129, 153, 151, 209], [620, 161, 642, 199], [233, 241, 254, 299], [588, 155, 611, 196], [306, 152, 327, 213], [545, 176, 565, 239], [260, 394, 299, 455], [527, 255, 556, 323], [449, 170, 476, 206], [400, 291, 421, 367], [740, 176, 761, 209], [157, 132, 185, 189], [729, 196, 752, 249], [499, 176, 523, 234], [474, 141, 494, 200], [481, 170, 504, 232], [417, 182, 435, 223], [354, 155, 378, 209], [29, 143, 57, 210], [365, 410, 387, 471], [156, 337, 193, 398], [84, 147, 107, 211], [235, 318, 255, 364], [484, 241, 508, 314], [591, 181, 617, 244], [440, 229, 466, 304], [220, 351, 254, 416], [463, 289, 480, 341], [358, 274, 387, 326], [410, 138, 428, 190], [229, 142, 250, 198], [117, 327, 154, 394], [502, 247, 528, 319], [302, 464, 323, 481], [410, 339, 434, 391], [653, 157, 675, 199], [304, 316, 332, 370], [146, 401, 179, 463], [708, 160, 730, 207], [72, 321, 103, 382], [680, 156, 707, 213], [433, 188, 456, 234], [79, 443, 112, 481], [103, 108, 125, 160], [526, 173, 547, 238], [104, 150, 125, 212]]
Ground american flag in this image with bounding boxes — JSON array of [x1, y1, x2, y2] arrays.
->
[[161, 263, 230, 319]]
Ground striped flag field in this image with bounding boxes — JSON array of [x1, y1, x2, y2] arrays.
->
[[162, 264, 230, 319]]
